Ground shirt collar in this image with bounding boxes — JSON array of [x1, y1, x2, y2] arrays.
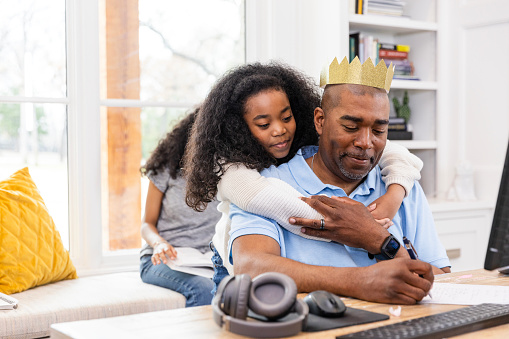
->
[[288, 146, 378, 198]]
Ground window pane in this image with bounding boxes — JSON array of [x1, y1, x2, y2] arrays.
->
[[140, 107, 190, 236], [0, 1, 66, 98], [99, 1, 245, 252], [141, 107, 189, 161], [101, 106, 188, 252], [0, 103, 69, 249], [100, 0, 246, 101]]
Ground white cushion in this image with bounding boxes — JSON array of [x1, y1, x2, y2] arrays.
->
[[0, 272, 185, 339]]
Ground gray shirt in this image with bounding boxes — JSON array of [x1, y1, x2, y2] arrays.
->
[[140, 168, 221, 257]]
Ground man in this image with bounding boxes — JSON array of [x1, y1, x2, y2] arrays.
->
[[227, 57, 450, 305]]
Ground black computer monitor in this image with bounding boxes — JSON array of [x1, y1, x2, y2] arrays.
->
[[484, 140, 509, 274]]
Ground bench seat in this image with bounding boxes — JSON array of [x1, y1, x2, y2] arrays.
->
[[0, 272, 185, 339]]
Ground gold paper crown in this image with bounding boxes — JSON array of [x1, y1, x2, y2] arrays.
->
[[320, 56, 395, 92]]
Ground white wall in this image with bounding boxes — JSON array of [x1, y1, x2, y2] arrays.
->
[[246, 0, 509, 203], [246, 0, 347, 82], [445, 0, 509, 202]]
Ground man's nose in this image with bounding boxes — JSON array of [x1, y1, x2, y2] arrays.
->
[[353, 129, 373, 149]]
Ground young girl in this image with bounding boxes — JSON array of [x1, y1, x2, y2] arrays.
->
[[183, 62, 422, 290], [139, 108, 221, 307]]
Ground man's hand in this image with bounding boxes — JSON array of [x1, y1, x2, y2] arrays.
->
[[232, 234, 434, 305], [289, 195, 390, 254], [353, 258, 434, 304]]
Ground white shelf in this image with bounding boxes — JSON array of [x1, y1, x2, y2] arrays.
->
[[347, 2, 439, 197], [349, 14, 437, 34], [390, 140, 437, 150], [391, 80, 437, 90]]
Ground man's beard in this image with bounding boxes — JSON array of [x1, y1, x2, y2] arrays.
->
[[337, 151, 375, 181]]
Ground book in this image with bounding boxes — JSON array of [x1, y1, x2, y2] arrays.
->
[[0, 292, 18, 310], [350, 37, 356, 62], [389, 117, 406, 124], [349, 32, 360, 61], [363, 35, 374, 62], [378, 42, 410, 52], [365, 0, 405, 16], [388, 123, 407, 131], [166, 247, 214, 279], [382, 58, 412, 67], [394, 69, 413, 76], [388, 130, 413, 140], [349, 0, 357, 14], [379, 49, 408, 59], [393, 74, 420, 81]]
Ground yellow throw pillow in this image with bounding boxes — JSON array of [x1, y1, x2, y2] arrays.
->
[[0, 167, 77, 294]]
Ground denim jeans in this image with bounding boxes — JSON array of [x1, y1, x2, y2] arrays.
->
[[210, 241, 230, 296], [140, 255, 214, 307]]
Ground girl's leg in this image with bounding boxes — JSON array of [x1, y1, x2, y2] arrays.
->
[[140, 255, 214, 307], [210, 242, 230, 296]]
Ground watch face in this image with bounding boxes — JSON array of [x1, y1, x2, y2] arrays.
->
[[384, 236, 401, 258]]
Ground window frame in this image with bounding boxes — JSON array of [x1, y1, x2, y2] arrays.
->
[[67, 0, 252, 275]]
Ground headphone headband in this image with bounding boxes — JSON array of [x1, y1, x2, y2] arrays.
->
[[213, 298, 308, 338], [212, 273, 309, 338], [229, 299, 307, 337]]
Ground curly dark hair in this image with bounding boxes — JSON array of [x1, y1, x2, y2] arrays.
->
[[141, 107, 198, 180], [184, 61, 321, 211]]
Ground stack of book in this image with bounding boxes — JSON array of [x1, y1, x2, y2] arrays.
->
[[387, 117, 412, 140], [378, 42, 419, 80], [349, 33, 379, 64], [351, 0, 405, 17], [349, 36, 419, 81]]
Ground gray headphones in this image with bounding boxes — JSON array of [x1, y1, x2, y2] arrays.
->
[[212, 272, 309, 338]]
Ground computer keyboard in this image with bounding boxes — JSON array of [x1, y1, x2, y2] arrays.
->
[[336, 303, 509, 339]]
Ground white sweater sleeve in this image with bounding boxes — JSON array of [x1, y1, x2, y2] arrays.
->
[[217, 164, 329, 242], [379, 139, 424, 197]]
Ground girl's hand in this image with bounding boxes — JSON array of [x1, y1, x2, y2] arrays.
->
[[152, 241, 177, 265], [366, 204, 394, 229], [368, 184, 406, 225]]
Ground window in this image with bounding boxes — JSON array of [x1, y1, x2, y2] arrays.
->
[[0, 1, 69, 248], [99, 0, 245, 254], [3, 0, 341, 274], [1, 0, 245, 273]]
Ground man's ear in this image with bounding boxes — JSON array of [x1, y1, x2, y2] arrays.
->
[[314, 107, 325, 136]]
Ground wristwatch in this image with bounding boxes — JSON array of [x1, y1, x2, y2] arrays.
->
[[373, 234, 401, 260]]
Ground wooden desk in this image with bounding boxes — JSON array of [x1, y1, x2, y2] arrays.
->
[[51, 269, 509, 339]]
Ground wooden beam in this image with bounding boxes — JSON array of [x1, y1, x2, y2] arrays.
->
[[102, 0, 141, 250]]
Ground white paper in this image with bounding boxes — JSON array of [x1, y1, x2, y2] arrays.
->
[[166, 264, 214, 279], [420, 283, 509, 305], [165, 247, 214, 279], [0, 292, 18, 310], [171, 247, 213, 268]]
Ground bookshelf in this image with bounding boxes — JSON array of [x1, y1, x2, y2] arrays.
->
[[349, 14, 438, 33], [342, 0, 439, 197], [248, 0, 495, 271], [340, 0, 494, 271]]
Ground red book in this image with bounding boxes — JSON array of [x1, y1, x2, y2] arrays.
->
[[379, 49, 408, 59]]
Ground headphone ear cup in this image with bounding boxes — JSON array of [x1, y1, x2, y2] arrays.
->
[[223, 274, 252, 320], [248, 272, 297, 319]]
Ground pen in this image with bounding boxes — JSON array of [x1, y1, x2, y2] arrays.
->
[[403, 236, 418, 260], [403, 236, 432, 299]]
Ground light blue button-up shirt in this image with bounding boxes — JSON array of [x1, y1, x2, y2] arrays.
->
[[228, 146, 450, 269]]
